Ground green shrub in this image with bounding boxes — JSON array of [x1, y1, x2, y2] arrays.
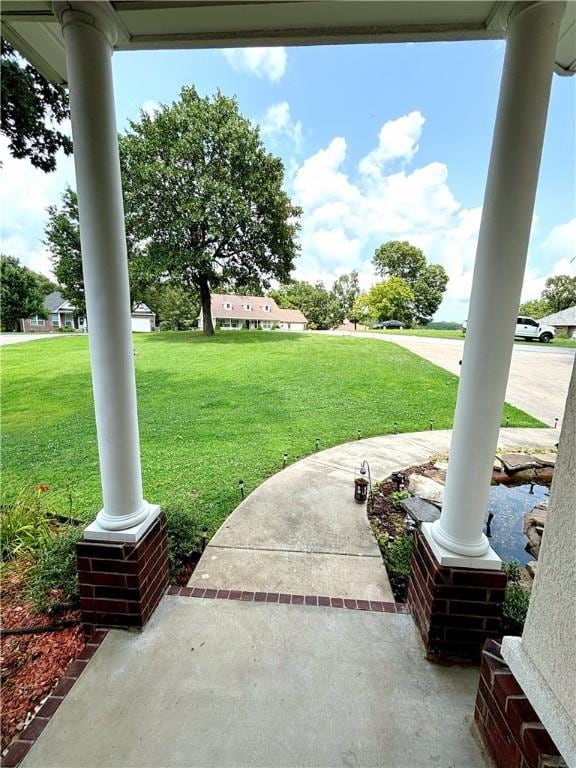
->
[[379, 532, 414, 601], [164, 504, 201, 581], [389, 490, 410, 509], [502, 559, 530, 635], [26, 526, 84, 611], [1, 488, 53, 561]]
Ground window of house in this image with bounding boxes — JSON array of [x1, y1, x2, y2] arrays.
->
[[262, 304, 270, 312], [50, 313, 59, 325], [30, 315, 45, 326], [65, 317, 74, 327], [223, 302, 232, 310], [243, 303, 252, 311], [261, 321, 272, 329], [220, 319, 240, 329]]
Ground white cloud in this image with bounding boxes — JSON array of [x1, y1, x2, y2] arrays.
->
[[260, 102, 303, 151], [358, 111, 425, 180], [542, 219, 576, 265], [222, 47, 287, 82], [0, 136, 76, 277]]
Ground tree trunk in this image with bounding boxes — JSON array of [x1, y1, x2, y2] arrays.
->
[[198, 277, 214, 336]]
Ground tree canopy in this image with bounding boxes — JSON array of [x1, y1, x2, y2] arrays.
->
[[0, 40, 72, 172], [331, 271, 361, 326], [357, 278, 415, 325], [0, 255, 46, 331], [119, 87, 301, 335], [372, 240, 448, 325], [271, 280, 339, 330], [541, 275, 576, 313], [45, 188, 85, 316]]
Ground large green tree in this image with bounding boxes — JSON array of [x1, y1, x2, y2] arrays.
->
[[541, 275, 576, 313], [0, 255, 46, 330], [45, 188, 86, 316], [271, 280, 339, 330], [518, 298, 550, 319], [372, 240, 448, 324], [357, 278, 415, 325], [119, 87, 300, 336], [331, 271, 361, 326], [1, 40, 72, 172]]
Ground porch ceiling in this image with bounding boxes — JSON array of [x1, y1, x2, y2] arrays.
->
[[1, 0, 575, 84]]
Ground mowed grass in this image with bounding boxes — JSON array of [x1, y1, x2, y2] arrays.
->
[[368, 327, 576, 347], [0, 331, 543, 535]]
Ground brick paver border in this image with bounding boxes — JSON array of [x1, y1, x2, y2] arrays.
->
[[1, 630, 108, 768], [167, 585, 410, 614]]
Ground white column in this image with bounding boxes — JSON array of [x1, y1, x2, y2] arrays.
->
[[425, 1, 565, 565], [56, 4, 157, 539]]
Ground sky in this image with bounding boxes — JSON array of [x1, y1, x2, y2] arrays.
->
[[1, 39, 575, 321]]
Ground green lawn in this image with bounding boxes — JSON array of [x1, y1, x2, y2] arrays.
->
[[0, 332, 544, 536], [368, 328, 576, 347]]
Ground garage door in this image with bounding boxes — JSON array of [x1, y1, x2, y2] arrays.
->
[[131, 317, 151, 332]]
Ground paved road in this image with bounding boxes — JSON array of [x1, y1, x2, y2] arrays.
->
[[324, 331, 575, 427], [0, 333, 78, 346]]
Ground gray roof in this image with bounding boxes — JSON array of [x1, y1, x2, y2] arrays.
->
[[43, 291, 66, 312], [540, 306, 576, 326]]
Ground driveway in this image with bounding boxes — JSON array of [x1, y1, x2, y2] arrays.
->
[[323, 331, 575, 427], [0, 333, 77, 346]]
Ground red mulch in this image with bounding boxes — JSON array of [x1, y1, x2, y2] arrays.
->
[[0, 561, 85, 751]]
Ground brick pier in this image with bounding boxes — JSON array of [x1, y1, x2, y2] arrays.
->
[[76, 512, 169, 629], [408, 529, 507, 662]]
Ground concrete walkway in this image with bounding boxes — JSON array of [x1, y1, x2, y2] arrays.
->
[[0, 333, 80, 346], [22, 597, 487, 768], [322, 331, 575, 427], [190, 427, 558, 599]]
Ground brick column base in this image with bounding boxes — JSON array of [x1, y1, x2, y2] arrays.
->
[[408, 529, 507, 662], [76, 512, 169, 629], [475, 639, 566, 768]]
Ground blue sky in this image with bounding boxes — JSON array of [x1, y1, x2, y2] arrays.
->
[[1, 40, 574, 320]]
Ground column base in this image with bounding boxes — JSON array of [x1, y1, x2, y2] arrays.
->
[[76, 510, 169, 629], [408, 529, 507, 662], [475, 639, 567, 768], [85, 503, 161, 542], [423, 522, 502, 570]]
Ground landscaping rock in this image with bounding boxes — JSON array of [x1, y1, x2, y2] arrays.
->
[[399, 496, 441, 524], [422, 468, 447, 485], [533, 452, 556, 467], [499, 453, 542, 474], [534, 466, 554, 484], [526, 561, 538, 579], [523, 501, 548, 559], [408, 474, 444, 507]]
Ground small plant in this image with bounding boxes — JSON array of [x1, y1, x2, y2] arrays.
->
[[389, 490, 410, 509], [1, 487, 54, 561], [164, 504, 201, 582], [26, 526, 84, 611], [502, 559, 530, 636], [380, 531, 414, 601]]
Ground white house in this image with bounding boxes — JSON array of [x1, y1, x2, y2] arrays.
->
[[198, 293, 307, 331]]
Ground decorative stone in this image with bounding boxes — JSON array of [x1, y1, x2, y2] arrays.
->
[[399, 497, 441, 524], [524, 501, 548, 530], [499, 453, 542, 473], [422, 468, 447, 485], [526, 561, 538, 579], [407, 474, 444, 507], [533, 452, 557, 467]]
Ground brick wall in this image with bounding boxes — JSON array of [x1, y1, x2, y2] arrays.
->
[[408, 529, 507, 662], [76, 512, 169, 630], [21, 318, 58, 333], [475, 639, 566, 768]]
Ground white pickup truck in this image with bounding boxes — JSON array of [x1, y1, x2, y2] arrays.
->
[[462, 316, 555, 343]]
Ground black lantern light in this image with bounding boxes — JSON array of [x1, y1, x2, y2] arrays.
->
[[391, 471, 405, 492], [239, 479, 245, 499], [354, 461, 371, 504]]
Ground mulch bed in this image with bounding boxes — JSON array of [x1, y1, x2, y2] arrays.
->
[[368, 462, 435, 539], [0, 561, 85, 752]]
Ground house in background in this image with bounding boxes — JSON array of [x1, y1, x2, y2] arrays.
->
[[199, 293, 307, 331], [20, 292, 156, 333], [20, 291, 85, 333], [539, 306, 576, 338]]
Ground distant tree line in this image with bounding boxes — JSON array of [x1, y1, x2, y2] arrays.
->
[[519, 276, 576, 319]]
